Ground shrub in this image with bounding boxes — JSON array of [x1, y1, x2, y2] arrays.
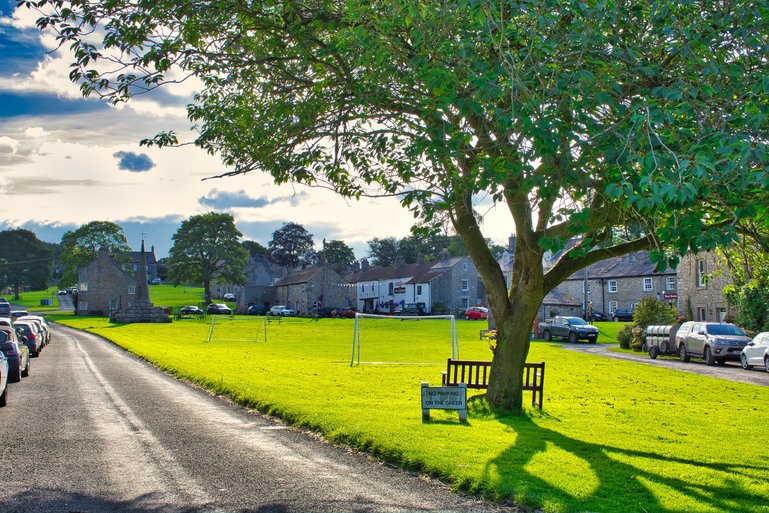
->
[[633, 296, 677, 328], [630, 326, 646, 351], [617, 324, 633, 349]]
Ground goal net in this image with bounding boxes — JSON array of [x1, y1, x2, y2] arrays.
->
[[350, 313, 459, 365], [207, 315, 267, 343]]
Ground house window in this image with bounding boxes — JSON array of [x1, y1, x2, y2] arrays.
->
[[416, 285, 422, 295], [608, 300, 618, 313], [643, 278, 653, 291], [666, 276, 676, 290], [128, 286, 136, 295], [79, 282, 88, 292], [696, 260, 707, 287], [78, 301, 88, 311], [388, 283, 394, 295], [608, 280, 617, 293], [697, 307, 707, 321], [360, 284, 364, 293], [461, 279, 469, 291], [463, 261, 468, 271], [461, 297, 470, 308], [629, 302, 636, 310], [716, 307, 727, 322]]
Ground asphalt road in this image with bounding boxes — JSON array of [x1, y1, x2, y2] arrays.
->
[[0, 324, 503, 513]]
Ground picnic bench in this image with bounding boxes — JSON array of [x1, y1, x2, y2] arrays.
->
[[440, 358, 545, 409]]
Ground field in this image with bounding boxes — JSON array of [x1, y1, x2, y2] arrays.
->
[[51, 313, 769, 513]]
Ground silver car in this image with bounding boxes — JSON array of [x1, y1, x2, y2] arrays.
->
[[678, 322, 751, 366], [741, 332, 769, 372]]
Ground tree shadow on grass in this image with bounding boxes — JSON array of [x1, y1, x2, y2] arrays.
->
[[481, 411, 768, 513]]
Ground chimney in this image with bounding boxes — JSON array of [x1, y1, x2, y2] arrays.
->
[[508, 235, 516, 253], [361, 259, 370, 270], [394, 256, 405, 267]]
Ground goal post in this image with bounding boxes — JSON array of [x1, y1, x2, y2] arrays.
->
[[350, 312, 459, 366], [207, 315, 268, 343]]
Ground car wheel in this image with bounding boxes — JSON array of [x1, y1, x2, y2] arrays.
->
[[741, 353, 752, 370], [568, 332, 578, 343], [679, 344, 690, 362], [588, 337, 597, 344], [660, 341, 669, 354], [21, 359, 29, 377], [465, 315, 470, 320], [0, 385, 7, 407], [704, 346, 715, 366], [649, 345, 660, 359], [543, 330, 552, 341], [765, 356, 769, 373], [9, 364, 21, 383]]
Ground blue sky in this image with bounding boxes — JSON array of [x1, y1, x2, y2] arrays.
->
[[0, 2, 508, 258]]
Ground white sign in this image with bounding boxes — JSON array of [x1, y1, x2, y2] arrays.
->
[[421, 383, 467, 422]]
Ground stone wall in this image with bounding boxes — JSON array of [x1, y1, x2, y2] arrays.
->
[[677, 252, 734, 322]]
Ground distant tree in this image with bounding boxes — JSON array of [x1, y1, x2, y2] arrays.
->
[[367, 237, 399, 267], [242, 240, 268, 259], [268, 223, 314, 268], [166, 212, 248, 302], [0, 229, 54, 299], [322, 240, 355, 267], [156, 257, 170, 282], [59, 221, 131, 286]]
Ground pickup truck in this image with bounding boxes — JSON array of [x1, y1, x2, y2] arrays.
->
[[539, 316, 598, 343], [268, 305, 296, 316]]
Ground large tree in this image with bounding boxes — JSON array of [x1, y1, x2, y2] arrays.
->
[[167, 212, 248, 302], [28, 0, 769, 411], [59, 221, 131, 287], [322, 240, 356, 267], [0, 229, 54, 299], [268, 223, 315, 268]]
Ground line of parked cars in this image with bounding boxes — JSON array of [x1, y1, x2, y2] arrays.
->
[[646, 320, 769, 372], [0, 297, 53, 408]]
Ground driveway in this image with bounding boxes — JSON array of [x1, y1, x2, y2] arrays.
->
[[563, 343, 769, 387]]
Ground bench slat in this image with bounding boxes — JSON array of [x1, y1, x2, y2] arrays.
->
[[441, 358, 544, 409]]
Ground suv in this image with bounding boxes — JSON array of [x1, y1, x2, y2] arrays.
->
[[539, 316, 599, 343], [677, 322, 751, 366], [269, 305, 296, 316]]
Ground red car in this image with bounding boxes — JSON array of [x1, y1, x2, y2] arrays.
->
[[331, 307, 356, 318], [465, 306, 488, 320]]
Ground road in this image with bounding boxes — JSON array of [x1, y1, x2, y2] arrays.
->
[[563, 342, 769, 387], [0, 324, 502, 513]]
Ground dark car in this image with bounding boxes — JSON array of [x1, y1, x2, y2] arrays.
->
[[180, 305, 204, 316], [585, 311, 607, 322], [0, 350, 8, 407], [0, 303, 10, 317], [331, 307, 356, 318], [611, 308, 634, 322], [0, 327, 30, 383], [206, 303, 232, 315], [247, 305, 268, 315]]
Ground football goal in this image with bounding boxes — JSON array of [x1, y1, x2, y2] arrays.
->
[[206, 315, 268, 343], [350, 313, 459, 365]]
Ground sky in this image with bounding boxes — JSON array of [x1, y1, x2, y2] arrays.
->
[[0, 2, 511, 259]]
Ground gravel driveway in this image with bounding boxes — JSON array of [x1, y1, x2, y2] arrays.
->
[[563, 343, 769, 387]]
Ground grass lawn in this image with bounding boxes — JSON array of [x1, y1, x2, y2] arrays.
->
[[51, 314, 769, 513], [148, 284, 206, 309], [5, 286, 62, 312]]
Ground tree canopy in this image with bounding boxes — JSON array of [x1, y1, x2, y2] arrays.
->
[[0, 229, 54, 299], [59, 221, 131, 286], [268, 223, 315, 268], [167, 212, 248, 302], [27, 0, 769, 410], [322, 240, 356, 267]]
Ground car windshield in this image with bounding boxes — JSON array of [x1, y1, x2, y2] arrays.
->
[[706, 324, 746, 336], [0, 331, 7, 342], [568, 318, 588, 325]]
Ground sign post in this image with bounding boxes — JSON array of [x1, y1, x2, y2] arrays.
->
[[421, 382, 467, 422]]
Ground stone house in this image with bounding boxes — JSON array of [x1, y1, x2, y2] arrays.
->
[[77, 249, 137, 316], [120, 245, 159, 283], [272, 265, 349, 315], [554, 250, 678, 318], [676, 251, 734, 322], [232, 256, 281, 313]]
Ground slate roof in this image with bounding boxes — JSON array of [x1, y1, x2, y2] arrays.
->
[[542, 288, 581, 306], [125, 246, 157, 265], [272, 267, 326, 286], [565, 250, 675, 280]]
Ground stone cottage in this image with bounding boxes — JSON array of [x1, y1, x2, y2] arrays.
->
[[77, 249, 136, 316]]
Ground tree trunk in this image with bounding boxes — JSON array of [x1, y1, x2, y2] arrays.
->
[[204, 279, 211, 304]]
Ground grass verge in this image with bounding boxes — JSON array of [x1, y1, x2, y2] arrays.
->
[[52, 315, 769, 513]]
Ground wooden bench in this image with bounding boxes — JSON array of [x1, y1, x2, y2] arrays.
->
[[440, 358, 545, 409]]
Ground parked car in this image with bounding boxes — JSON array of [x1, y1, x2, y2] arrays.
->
[[589, 311, 608, 322], [57, 289, 68, 295], [0, 350, 8, 407], [18, 315, 50, 345], [331, 307, 356, 318], [0, 327, 30, 383], [10, 310, 29, 320], [223, 293, 237, 301], [14, 321, 44, 357], [247, 305, 268, 315], [611, 308, 634, 322], [268, 305, 296, 316], [539, 316, 599, 343], [741, 331, 769, 372], [678, 322, 751, 366], [0, 303, 10, 317], [206, 303, 232, 315], [464, 306, 488, 320], [150, 278, 162, 285], [180, 305, 204, 315]]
